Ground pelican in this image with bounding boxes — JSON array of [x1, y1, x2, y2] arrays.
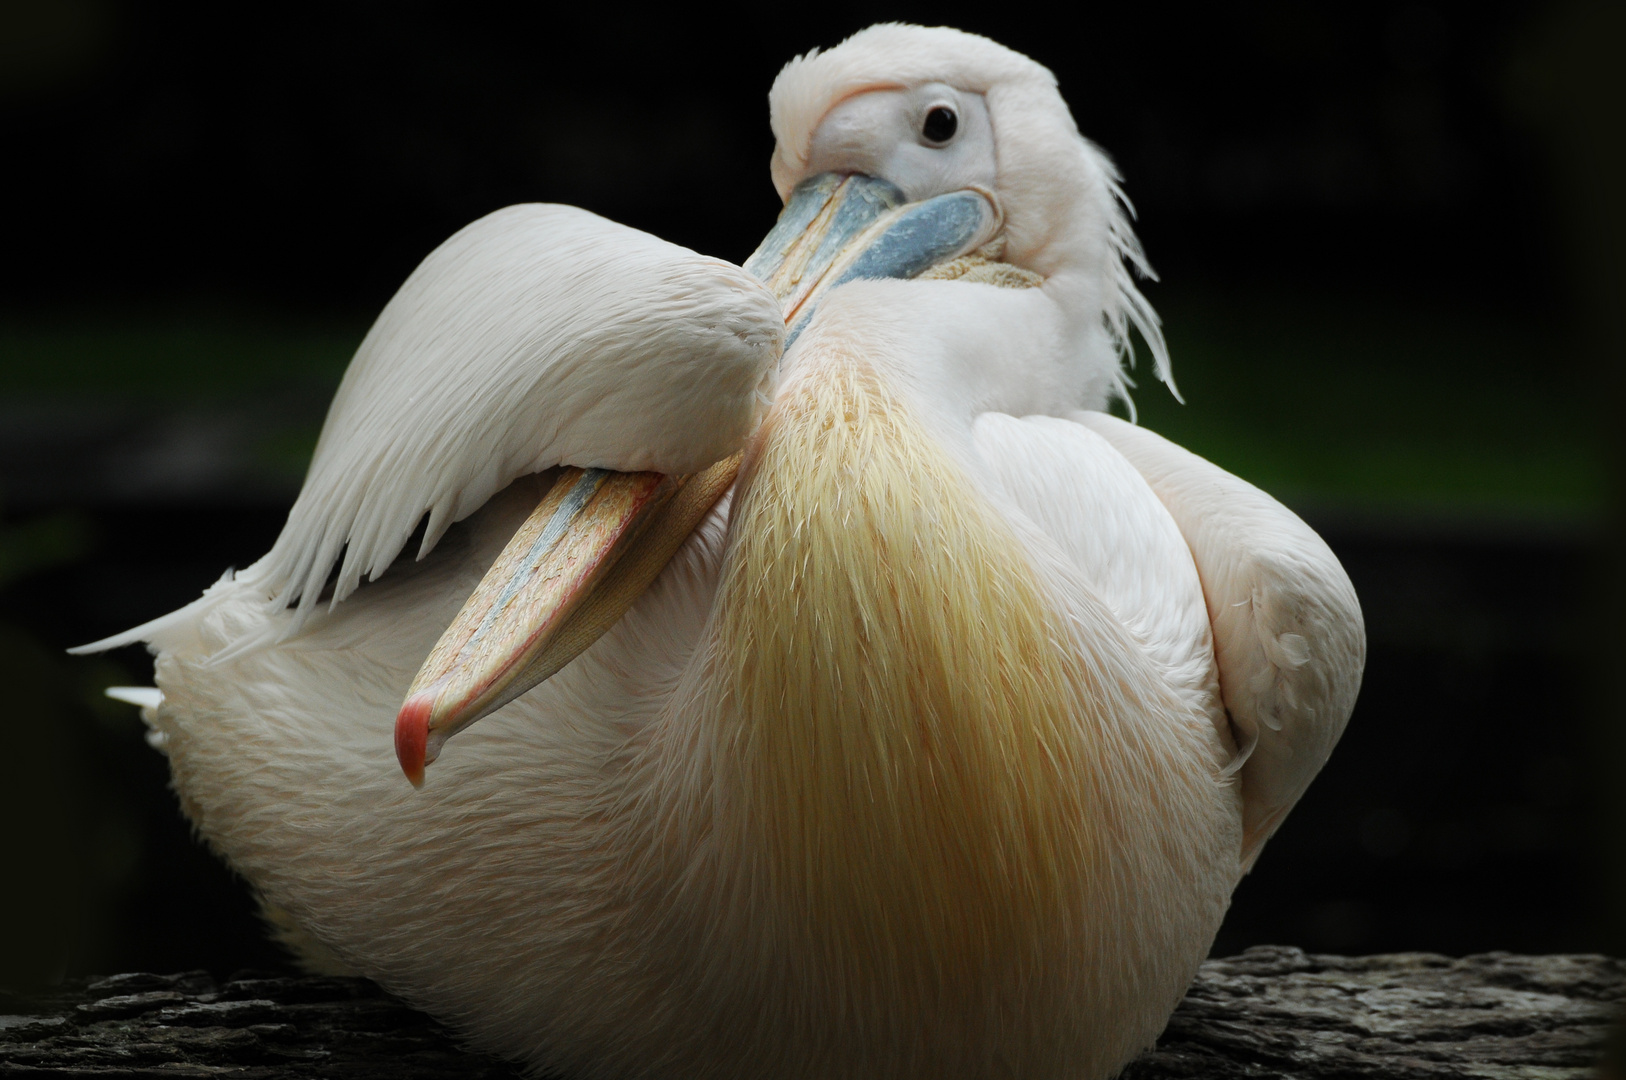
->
[[81, 24, 1364, 1080]]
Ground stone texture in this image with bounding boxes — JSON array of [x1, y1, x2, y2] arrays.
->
[[1122, 948, 1625, 1080], [0, 970, 524, 1078], [2, 948, 1620, 1078]]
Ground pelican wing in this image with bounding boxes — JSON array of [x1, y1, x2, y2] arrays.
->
[[1076, 412, 1365, 865], [970, 411, 1225, 737], [252, 205, 782, 617]]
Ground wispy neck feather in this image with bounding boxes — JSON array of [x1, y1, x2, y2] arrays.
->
[[622, 349, 1235, 1077]]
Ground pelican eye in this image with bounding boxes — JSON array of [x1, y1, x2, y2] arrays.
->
[[922, 106, 958, 144]]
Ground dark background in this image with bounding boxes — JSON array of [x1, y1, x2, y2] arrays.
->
[[1, 0, 1622, 990]]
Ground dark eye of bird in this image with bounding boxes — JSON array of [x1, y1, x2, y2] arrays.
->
[[922, 106, 957, 144]]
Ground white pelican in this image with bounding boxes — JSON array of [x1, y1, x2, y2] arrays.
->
[[81, 24, 1364, 1080]]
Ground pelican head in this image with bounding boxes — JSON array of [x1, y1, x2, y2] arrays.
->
[[769, 24, 1173, 397]]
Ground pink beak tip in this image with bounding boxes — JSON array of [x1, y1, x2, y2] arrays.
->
[[395, 695, 432, 788]]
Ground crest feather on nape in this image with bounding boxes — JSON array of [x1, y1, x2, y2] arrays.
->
[[1093, 145, 1179, 409], [768, 24, 1055, 179]]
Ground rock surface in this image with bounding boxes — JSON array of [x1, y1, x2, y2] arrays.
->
[[2, 947, 1620, 1078], [0, 970, 522, 1079], [1121, 947, 1624, 1079]]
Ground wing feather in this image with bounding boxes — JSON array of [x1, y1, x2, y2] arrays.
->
[[1077, 412, 1365, 866], [241, 204, 783, 619]]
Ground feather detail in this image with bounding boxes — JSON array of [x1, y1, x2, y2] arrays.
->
[[70, 568, 237, 655], [1076, 411, 1365, 865], [232, 205, 781, 627]]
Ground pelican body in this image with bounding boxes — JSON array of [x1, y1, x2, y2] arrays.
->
[[83, 25, 1365, 1080]]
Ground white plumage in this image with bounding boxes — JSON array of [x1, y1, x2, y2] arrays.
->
[[83, 24, 1364, 1080], [267, 207, 779, 620]]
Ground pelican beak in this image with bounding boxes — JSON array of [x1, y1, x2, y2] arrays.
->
[[395, 174, 1002, 784]]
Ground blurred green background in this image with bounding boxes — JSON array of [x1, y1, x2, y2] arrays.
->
[[1, 0, 1621, 990], [0, 284, 1606, 513]]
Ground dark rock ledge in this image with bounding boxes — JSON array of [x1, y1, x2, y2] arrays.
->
[[2, 947, 1620, 1078]]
